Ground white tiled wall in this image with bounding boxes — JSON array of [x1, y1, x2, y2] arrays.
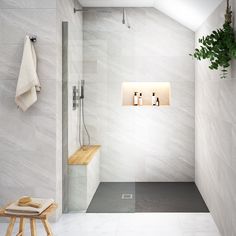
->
[[195, 1, 236, 235], [0, 0, 60, 218], [0, 0, 83, 220], [68, 150, 100, 212], [83, 7, 195, 182]]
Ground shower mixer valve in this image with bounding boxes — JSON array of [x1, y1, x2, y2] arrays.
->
[[72, 86, 79, 110]]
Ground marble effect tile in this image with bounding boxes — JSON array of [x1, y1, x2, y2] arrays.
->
[[0, 213, 221, 236], [0, 9, 56, 45], [83, 7, 195, 182], [195, 1, 236, 236], [0, 0, 56, 9], [0, 0, 83, 220], [68, 150, 100, 211]]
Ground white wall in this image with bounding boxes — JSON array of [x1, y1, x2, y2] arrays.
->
[[0, 0, 83, 220], [195, 1, 236, 235], [83, 7, 195, 182], [0, 0, 61, 218]]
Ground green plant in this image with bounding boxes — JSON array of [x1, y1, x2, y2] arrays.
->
[[191, 0, 236, 78]]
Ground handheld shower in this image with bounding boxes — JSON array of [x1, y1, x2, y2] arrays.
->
[[78, 80, 91, 150], [80, 80, 85, 99]]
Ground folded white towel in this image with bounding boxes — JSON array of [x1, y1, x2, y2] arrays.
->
[[15, 35, 41, 112], [5, 198, 54, 216]]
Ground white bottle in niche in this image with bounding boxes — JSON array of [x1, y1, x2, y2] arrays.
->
[[156, 97, 160, 106], [133, 92, 138, 106], [152, 92, 157, 106], [138, 93, 143, 106]]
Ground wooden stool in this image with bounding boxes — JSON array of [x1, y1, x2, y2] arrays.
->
[[0, 203, 57, 236]]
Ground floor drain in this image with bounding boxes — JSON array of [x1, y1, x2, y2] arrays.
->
[[121, 194, 133, 200]]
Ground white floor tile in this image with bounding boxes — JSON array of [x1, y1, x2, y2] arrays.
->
[[179, 213, 220, 233], [0, 213, 221, 236], [183, 233, 221, 236]]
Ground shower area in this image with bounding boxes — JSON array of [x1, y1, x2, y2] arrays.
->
[[62, 3, 207, 214]]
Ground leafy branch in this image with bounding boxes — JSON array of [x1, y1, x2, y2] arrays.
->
[[190, 0, 236, 79]]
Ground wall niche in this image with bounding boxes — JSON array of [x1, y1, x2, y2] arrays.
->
[[122, 82, 171, 107]]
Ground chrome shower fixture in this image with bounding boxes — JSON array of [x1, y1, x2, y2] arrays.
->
[[122, 8, 126, 24], [74, 7, 111, 13], [78, 80, 91, 148], [122, 8, 131, 29], [72, 86, 79, 110], [72, 80, 85, 110], [80, 80, 85, 99], [74, 7, 88, 13], [72, 81, 91, 147], [74, 6, 131, 29]]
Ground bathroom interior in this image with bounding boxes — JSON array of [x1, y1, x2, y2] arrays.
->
[[0, 0, 236, 235]]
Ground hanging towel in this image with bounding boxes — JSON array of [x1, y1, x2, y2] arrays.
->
[[15, 35, 41, 111]]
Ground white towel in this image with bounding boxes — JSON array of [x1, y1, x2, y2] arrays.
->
[[15, 35, 41, 112], [5, 198, 54, 216]]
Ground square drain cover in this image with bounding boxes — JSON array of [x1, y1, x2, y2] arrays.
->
[[121, 194, 133, 200]]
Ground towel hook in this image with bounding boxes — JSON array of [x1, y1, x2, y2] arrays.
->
[[28, 35, 37, 43], [30, 36, 37, 43]]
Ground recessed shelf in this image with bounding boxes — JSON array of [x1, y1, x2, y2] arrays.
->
[[122, 82, 171, 106]]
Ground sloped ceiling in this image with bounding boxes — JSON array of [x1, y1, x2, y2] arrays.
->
[[78, 0, 223, 31], [154, 0, 223, 31]]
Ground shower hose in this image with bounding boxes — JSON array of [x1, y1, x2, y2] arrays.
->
[[78, 98, 91, 149]]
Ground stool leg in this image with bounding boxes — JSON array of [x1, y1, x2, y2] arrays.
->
[[41, 219, 53, 236], [16, 217, 25, 236], [30, 219, 37, 236], [5, 217, 16, 236]]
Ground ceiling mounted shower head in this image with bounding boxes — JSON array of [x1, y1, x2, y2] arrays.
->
[[122, 8, 126, 24], [74, 7, 86, 13], [122, 8, 131, 29], [74, 7, 111, 13]]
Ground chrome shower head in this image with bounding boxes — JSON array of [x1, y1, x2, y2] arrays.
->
[[122, 8, 131, 29], [122, 8, 126, 24], [74, 7, 112, 13]]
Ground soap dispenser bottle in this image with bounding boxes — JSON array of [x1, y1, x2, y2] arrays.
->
[[133, 92, 138, 106], [139, 93, 143, 106], [152, 92, 156, 106]]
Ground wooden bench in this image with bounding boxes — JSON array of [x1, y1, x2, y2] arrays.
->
[[68, 145, 101, 211], [0, 203, 57, 236]]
